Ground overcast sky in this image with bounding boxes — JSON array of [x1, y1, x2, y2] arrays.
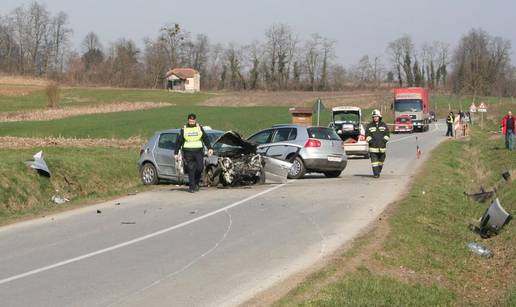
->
[[2, 0, 515, 66]]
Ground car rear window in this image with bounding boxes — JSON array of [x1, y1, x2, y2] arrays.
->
[[307, 127, 341, 140]]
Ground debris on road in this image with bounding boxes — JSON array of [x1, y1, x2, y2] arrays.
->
[[51, 195, 69, 204], [190, 210, 198, 214], [25, 150, 51, 177], [96, 209, 102, 214], [121, 222, 136, 225], [466, 242, 493, 258], [115, 202, 121, 206]]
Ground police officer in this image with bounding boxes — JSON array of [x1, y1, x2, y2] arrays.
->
[[365, 109, 390, 178], [446, 111, 454, 137], [174, 113, 213, 193]]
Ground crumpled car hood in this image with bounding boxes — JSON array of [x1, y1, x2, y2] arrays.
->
[[213, 131, 257, 155]]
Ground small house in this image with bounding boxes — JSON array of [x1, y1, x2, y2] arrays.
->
[[165, 68, 200, 93]]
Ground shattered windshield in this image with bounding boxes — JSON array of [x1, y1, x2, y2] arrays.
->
[[207, 132, 224, 146], [394, 100, 422, 112]]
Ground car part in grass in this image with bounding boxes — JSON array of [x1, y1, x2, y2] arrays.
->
[[25, 150, 51, 177]]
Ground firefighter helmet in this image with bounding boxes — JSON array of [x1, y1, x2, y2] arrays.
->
[[372, 109, 382, 118]]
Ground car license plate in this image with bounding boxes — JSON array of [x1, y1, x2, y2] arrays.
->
[[327, 156, 342, 162]]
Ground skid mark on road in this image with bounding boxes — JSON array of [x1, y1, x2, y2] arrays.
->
[[107, 210, 234, 307], [0, 184, 285, 286]]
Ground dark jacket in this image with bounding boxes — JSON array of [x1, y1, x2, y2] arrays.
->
[[174, 124, 213, 153], [365, 120, 390, 150]]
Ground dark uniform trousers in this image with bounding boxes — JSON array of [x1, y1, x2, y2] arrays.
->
[[369, 148, 386, 176], [183, 150, 204, 189]]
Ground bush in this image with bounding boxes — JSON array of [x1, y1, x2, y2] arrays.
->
[[45, 81, 60, 108]]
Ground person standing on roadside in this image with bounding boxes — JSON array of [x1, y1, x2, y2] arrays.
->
[[501, 111, 515, 151], [446, 111, 454, 137], [175, 113, 214, 193], [365, 109, 390, 178]]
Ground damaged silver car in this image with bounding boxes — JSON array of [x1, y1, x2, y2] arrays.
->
[[205, 131, 299, 187]]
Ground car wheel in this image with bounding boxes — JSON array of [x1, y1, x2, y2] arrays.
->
[[323, 171, 342, 178], [288, 156, 306, 179], [140, 163, 158, 185], [204, 166, 220, 187]]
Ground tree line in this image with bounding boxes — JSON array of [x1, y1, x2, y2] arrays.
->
[[1, 2, 515, 96]]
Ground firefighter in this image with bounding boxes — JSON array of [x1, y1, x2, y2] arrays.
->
[[446, 111, 454, 137], [174, 113, 213, 193], [365, 109, 390, 178]]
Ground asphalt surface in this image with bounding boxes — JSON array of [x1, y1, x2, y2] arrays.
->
[[0, 123, 446, 307]]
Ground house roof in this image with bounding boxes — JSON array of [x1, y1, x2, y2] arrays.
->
[[165, 68, 199, 79]]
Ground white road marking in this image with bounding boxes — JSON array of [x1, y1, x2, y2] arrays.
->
[[0, 184, 285, 286]]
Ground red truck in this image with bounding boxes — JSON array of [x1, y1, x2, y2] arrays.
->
[[393, 87, 430, 132]]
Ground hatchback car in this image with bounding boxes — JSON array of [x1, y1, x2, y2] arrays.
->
[[138, 127, 224, 185], [394, 115, 414, 133], [329, 106, 369, 158], [247, 124, 347, 179]]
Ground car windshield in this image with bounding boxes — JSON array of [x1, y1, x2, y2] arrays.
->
[[207, 132, 224, 146], [307, 127, 341, 140], [333, 112, 359, 124], [394, 100, 422, 112], [397, 117, 410, 123]]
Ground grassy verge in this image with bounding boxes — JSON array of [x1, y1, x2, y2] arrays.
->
[[275, 102, 515, 306], [0, 147, 142, 225]]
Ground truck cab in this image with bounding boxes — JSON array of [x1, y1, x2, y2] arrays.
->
[[393, 87, 430, 132], [329, 106, 369, 158]]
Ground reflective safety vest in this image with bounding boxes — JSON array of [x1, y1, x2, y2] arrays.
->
[[183, 125, 203, 149]]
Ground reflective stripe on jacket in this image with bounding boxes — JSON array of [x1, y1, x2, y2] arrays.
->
[[183, 125, 203, 149]]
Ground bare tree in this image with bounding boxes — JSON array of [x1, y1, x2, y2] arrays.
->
[[305, 33, 322, 91]]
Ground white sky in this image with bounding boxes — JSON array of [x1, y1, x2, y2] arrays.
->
[[1, 0, 515, 66]]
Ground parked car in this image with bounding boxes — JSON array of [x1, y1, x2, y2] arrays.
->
[[329, 106, 369, 158], [138, 127, 224, 185], [247, 124, 347, 179], [393, 115, 414, 133], [205, 131, 298, 186]]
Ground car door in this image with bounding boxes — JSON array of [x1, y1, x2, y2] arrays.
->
[[260, 143, 302, 183], [258, 128, 297, 160], [154, 132, 178, 176]]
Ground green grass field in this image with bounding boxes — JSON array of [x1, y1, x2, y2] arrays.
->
[[0, 105, 292, 139], [275, 102, 516, 306], [0, 87, 212, 112]]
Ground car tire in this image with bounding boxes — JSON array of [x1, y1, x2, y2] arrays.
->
[[140, 163, 159, 185], [204, 166, 220, 187], [323, 170, 342, 178], [288, 156, 306, 179]]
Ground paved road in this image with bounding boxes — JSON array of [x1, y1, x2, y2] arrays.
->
[[0, 123, 446, 307]]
